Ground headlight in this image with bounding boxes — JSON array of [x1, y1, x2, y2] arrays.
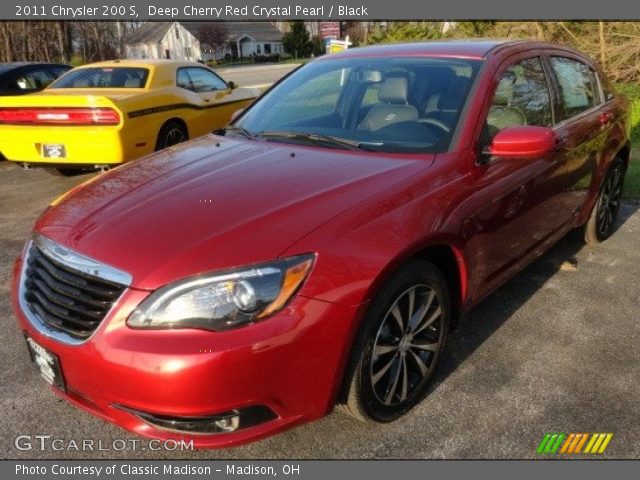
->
[[127, 254, 315, 331]]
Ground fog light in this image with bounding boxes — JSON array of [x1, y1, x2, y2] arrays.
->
[[113, 404, 276, 434], [214, 415, 240, 432]]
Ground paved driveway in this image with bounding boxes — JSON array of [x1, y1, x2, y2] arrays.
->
[[1, 163, 638, 459], [214, 63, 300, 88]]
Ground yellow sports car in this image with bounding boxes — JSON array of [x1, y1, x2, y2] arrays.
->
[[0, 60, 259, 175]]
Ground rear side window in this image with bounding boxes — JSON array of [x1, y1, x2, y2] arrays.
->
[[486, 57, 552, 139], [550, 57, 600, 121]]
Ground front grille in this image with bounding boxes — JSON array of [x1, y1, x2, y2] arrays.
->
[[23, 245, 126, 340]]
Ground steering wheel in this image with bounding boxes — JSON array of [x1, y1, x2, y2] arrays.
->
[[420, 117, 451, 133]]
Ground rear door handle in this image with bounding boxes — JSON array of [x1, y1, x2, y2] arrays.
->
[[599, 112, 613, 125]]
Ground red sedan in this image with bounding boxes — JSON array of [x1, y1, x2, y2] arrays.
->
[[12, 40, 630, 447]]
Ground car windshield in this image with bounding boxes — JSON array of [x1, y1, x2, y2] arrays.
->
[[233, 56, 481, 153], [50, 67, 149, 89]]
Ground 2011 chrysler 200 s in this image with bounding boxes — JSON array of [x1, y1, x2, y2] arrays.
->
[[12, 40, 630, 448]]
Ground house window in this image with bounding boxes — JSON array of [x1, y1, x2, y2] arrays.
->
[[256, 44, 261, 54], [183, 47, 192, 58], [165, 49, 171, 59], [264, 44, 272, 55], [175, 26, 180, 39]]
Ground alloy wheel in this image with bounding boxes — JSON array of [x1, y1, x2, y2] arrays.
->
[[162, 127, 186, 149], [370, 284, 444, 406], [597, 164, 624, 238]]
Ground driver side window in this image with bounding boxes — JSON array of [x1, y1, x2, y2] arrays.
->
[[485, 57, 552, 140], [176, 68, 193, 91], [176, 67, 227, 93]]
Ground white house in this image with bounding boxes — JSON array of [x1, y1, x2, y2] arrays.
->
[[125, 22, 285, 62]]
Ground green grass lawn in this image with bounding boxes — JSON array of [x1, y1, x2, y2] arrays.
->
[[624, 148, 640, 201], [617, 84, 640, 201]]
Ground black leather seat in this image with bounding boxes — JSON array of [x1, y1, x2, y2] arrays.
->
[[422, 68, 457, 116], [358, 77, 418, 132], [423, 74, 469, 125]]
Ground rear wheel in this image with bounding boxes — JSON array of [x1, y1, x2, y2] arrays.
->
[[583, 158, 626, 244], [340, 259, 450, 423], [155, 121, 188, 151]]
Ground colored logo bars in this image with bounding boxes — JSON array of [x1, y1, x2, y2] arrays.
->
[[537, 433, 613, 454]]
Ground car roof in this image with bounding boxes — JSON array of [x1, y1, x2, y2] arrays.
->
[[0, 62, 69, 75], [75, 59, 207, 70], [324, 39, 576, 61]]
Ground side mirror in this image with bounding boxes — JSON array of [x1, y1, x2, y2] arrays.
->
[[487, 126, 556, 160], [230, 108, 244, 121], [227, 81, 237, 90]]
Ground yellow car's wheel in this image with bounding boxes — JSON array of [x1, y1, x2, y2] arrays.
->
[[155, 121, 188, 151]]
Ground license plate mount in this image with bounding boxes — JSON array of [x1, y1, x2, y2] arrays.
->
[[25, 335, 65, 391], [41, 144, 66, 159]]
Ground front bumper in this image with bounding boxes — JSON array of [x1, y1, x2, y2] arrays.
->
[[11, 255, 360, 448]]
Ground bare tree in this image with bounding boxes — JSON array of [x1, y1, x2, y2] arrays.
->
[[599, 21, 607, 68], [55, 22, 72, 63], [198, 23, 229, 59]]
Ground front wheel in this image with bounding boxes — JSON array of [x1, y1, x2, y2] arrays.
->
[[583, 158, 626, 244], [340, 259, 450, 423]]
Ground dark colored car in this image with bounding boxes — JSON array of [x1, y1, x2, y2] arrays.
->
[[0, 62, 71, 96], [12, 40, 630, 448]]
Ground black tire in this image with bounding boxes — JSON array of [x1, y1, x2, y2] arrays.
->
[[339, 259, 451, 423], [583, 157, 626, 244], [44, 167, 85, 177], [155, 121, 188, 151]]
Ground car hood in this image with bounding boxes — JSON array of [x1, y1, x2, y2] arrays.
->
[[35, 135, 434, 290]]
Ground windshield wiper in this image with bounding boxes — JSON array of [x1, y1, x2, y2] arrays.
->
[[258, 131, 378, 151], [215, 126, 256, 140]]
